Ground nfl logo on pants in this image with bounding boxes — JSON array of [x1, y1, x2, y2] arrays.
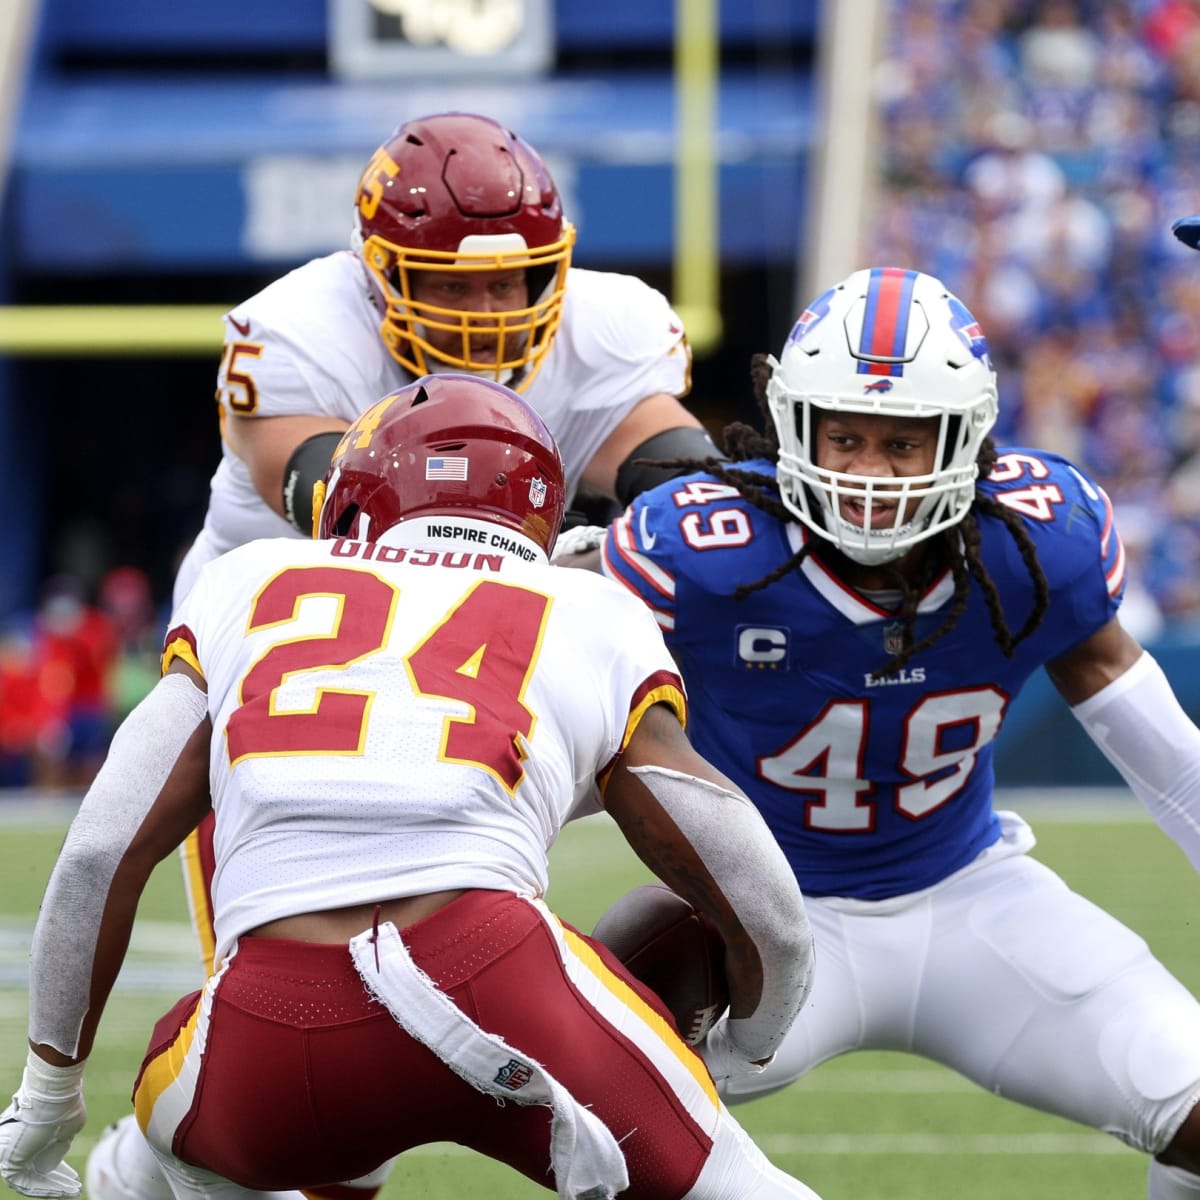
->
[[494, 1058, 534, 1091]]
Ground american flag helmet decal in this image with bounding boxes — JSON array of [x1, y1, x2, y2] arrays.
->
[[425, 456, 469, 481]]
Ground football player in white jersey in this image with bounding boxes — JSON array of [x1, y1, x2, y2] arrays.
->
[[0, 376, 819, 1200], [105, 110, 718, 1200], [173, 110, 716, 609]]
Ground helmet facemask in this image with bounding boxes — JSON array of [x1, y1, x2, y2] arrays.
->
[[357, 227, 575, 390], [767, 268, 999, 567]]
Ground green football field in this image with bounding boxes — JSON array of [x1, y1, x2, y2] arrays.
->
[[2, 792, 1198, 1199]]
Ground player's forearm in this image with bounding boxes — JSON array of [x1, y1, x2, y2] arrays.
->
[[608, 763, 813, 1063], [225, 413, 349, 520], [28, 676, 211, 1059], [1070, 651, 1200, 872]]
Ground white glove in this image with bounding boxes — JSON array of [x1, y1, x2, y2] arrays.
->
[[0, 1052, 86, 1198], [551, 524, 606, 563], [700, 1018, 775, 1088]]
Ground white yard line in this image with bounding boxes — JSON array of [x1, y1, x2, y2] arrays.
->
[[0, 918, 202, 990], [327, 1132, 1132, 1159], [756, 1132, 1132, 1156]]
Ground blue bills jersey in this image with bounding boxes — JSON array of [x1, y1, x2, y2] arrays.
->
[[601, 449, 1126, 899]]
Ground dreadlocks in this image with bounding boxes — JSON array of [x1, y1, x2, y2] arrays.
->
[[640, 352, 1052, 679]]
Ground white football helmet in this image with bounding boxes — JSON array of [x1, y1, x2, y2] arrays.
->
[[766, 267, 999, 566]]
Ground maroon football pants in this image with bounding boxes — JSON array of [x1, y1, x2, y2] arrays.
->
[[134, 889, 718, 1198]]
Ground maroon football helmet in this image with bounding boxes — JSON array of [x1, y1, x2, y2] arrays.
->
[[352, 112, 576, 390], [316, 375, 566, 556]]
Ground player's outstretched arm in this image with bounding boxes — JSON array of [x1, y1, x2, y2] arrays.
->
[[601, 704, 813, 1073], [0, 668, 211, 1198], [224, 413, 349, 528], [1050, 615, 1200, 872]]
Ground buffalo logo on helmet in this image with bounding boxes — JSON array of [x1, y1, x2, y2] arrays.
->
[[789, 285, 838, 344], [947, 296, 992, 369], [863, 378, 894, 394]]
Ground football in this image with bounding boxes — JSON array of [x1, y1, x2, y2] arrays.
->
[[592, 882, 729, 1045]]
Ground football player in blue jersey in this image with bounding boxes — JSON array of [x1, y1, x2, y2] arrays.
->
[[564, 267, 1200, 1197]]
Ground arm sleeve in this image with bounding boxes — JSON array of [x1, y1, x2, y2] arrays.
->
[[1070, 650, 1200, 873], [624, 764, 814, 1063], [28, 674, 209, 1057]]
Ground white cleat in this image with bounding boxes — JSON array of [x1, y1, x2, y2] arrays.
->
[[84, 1116, 174, 1200]]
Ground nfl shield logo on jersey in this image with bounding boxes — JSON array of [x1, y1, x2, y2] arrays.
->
[[529, 476, 548, 509], [883, 621, 907, 656], [494, 1058, 534, 1091]]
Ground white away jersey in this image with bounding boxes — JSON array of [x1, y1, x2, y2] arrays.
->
[[187, 253, 690, 593], [164, 524, 684, 962]]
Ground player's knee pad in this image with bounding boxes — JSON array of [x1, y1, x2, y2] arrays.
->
[[1097, 983, 1200, 1154], [85, 1116, 175, 1200]]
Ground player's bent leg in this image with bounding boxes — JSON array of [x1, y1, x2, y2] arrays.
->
[[133, 893, 822, 1199], [682, 1109, 821, 1200], [86, 1115, 176, 1200], [1151, 1160, 1200, 1200], [910, 852, 1200, 1156], [1154, 1102, 1200, 1196], [147, 1140, 298, 1200], [301, 1159, 393, 1200], [1150, 1160, 1200, 1199], [87, 817, 223, 1200]]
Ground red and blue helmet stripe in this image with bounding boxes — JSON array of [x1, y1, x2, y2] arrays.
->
[[856, 267, 918, 377]]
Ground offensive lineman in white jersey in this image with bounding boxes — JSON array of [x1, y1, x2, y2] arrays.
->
[[0, 377, 818, 1200], [174, 110, 716, 608]]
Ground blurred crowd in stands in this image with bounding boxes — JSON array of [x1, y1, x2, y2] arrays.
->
[[0, 568, 161, 792], [869, 0, 1200, 638]]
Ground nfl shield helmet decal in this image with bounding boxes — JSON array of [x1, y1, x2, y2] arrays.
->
[[529, 476, 548, 508]]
